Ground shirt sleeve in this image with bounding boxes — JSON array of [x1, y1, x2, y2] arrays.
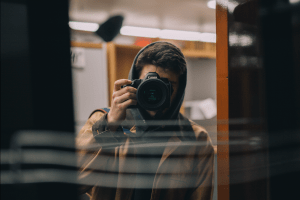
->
[[75, 110, 125, 195], [188, 129, 215, 200]]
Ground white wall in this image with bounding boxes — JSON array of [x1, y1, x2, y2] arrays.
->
[[185, 58, 216, 101], [71, 45, 109, 134], [184, 57, 217, 146]]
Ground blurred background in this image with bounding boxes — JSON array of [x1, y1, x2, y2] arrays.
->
[[1, 0, 299, 200]]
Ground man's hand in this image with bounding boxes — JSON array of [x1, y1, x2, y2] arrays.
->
[[107, 79, 137, 131]]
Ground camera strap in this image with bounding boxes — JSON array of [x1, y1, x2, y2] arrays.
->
[[89, 108, 132, 134], [154, 110, 164, 119]]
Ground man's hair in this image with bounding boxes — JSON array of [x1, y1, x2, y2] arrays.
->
[[135, 42, 187, 77]]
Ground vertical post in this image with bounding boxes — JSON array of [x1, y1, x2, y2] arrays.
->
[[216, 1, 229, 200], [106, 42, 117, 106]]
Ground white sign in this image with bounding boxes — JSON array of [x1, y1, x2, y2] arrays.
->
[[70, 47, 86, 68], [185, 98, 217, 120]]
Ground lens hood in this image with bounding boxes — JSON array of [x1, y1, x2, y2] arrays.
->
[[136, 78, 169, 111]]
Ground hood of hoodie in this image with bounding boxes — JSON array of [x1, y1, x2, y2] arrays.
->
[[124, 42, 187, 136]]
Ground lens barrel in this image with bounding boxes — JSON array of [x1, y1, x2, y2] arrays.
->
[[136, 79, 169, 111]]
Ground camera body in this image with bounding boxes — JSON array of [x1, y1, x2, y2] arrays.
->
[[122, 72, 173, 111]]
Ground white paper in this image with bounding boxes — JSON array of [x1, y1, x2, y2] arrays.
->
[[197, 98, 216, 119], [70, 47, 86, 68], [185, 98, 216, 120]]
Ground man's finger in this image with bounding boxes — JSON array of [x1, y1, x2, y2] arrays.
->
[[120, 99, 137, 109], [114, 79, 132, 91], [112, 87, 137, 99], [115, 92, 137, 104]]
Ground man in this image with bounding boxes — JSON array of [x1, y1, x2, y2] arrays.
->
[[76, 42, 214, 200]]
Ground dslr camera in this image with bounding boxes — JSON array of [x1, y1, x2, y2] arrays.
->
[[122, 72, 173, 111]]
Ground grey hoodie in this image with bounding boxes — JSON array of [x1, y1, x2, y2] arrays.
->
[[125, 42, 188, 136]]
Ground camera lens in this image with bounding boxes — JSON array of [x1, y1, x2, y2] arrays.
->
[[142, 85, 162, 105], [137, 79, 168, 111]]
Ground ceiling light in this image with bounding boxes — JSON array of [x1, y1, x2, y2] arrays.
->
[[207, 0, 216, 9], [160, 29, 202, 41], [199, 33, 216, 43], [69, 21, 99, 32], [120, 26, 216, 43], [120, 26, 160, 38]]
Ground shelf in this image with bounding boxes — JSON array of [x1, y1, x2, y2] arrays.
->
[[70, 41, 103, 49], [182, 50, 216, 58]]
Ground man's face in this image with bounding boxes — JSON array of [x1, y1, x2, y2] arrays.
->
[[139, 64, 180, 117]]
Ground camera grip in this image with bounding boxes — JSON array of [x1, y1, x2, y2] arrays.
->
[[120, 83, 138, 109], [127, 105, 136, 109]]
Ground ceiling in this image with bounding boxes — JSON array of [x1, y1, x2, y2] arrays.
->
[[69, 0, 216, 33]]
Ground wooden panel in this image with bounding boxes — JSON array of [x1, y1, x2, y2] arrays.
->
[[216, 1, 230, 200], [70, 41, 102, 49], [115, 45, 141, 81], [107, 42, 117, 105]]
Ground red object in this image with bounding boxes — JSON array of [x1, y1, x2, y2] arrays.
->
[[134, 37, 152, 47]]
